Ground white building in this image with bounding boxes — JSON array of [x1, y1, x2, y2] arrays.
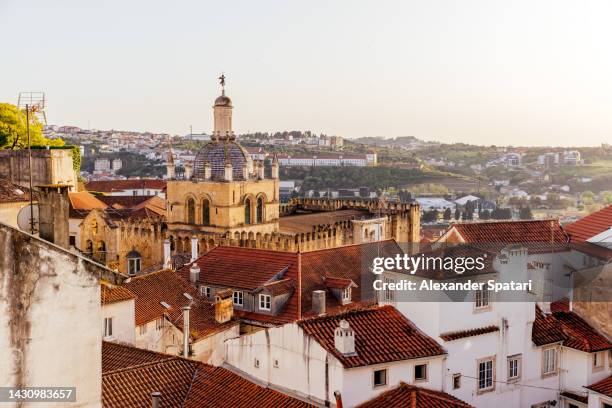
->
[[563, 150, 582, 165], [225, 305, 450, 407], [101, 282, 136, 344], [94, 157, 111, 172]]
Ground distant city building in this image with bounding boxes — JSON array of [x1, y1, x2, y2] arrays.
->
[[111, 158, 122, 172], [563, 150, 582, 165], [94, 158, 111, 173], [277, 152, 376, 167], [537, 152, 560, 167]]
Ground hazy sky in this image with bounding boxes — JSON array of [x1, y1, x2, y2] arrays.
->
[[2, 1, 612, 146]]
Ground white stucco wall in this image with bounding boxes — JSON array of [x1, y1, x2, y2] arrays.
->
[[101, 299, 135, 344], [0, 222, 118, 407]]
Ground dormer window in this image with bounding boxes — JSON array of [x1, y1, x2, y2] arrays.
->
[[259, 294, 271, 311], [342, 287, 351, 302]]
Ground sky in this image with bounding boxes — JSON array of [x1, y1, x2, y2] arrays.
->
[[1, 0, 612, 147]]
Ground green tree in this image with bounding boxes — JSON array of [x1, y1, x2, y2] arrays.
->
[[519, 206, 533, 220], [0, 103, 63, 149], [454, 207, 461, 220]]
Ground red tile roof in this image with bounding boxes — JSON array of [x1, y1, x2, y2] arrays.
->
[[68, 191, 108, 210], [442, 220, 569, 244], [262, 278, 295, 296], [124, 270, 237, 339], [86, 179, 166, 193], [298, 305, 445, 368], [0, 178, 35, 203], [356, 382, 473, 408], [325, 276, 357, 289], [101, 342, 313, 407], [102, 341, 169, 373], [586, 375, 612, 398], [440, 326, 499, 342], [565, 206, 612, 242], [101, 282, 136, 305], [532, 302, 612, 352]]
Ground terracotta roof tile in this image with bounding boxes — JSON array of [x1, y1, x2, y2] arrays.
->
[[298, 305, 445, 368], [86, 179, 166, 193], [440, 326, 499, 341], [444, 220, 569, 245], [586, 375, 612, 398], [68, 191, 108, 210], [532, 302, 612, 352], [124, 270, 237, 339], [262, 278, 295, 296], [325, 276, 357, 289], [357, 382, 473, 408], [565, 205, 612, 242], [0, 178, 35, 203], [101, 282, 136, 305], [101, 342, 313, 407]]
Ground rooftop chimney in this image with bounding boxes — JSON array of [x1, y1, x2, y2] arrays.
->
[[189, 264, 200, 285], [334, 320, 356, 356], [163, 239, 171, 269], [37, 184, 71, 249], [271, 156, 279, 179], [182, 306, 190, 358], [214, 289, 233, 323], [190, 236, 198, 262], [151, 392, 161, 408], [312, 290, 326, 315]]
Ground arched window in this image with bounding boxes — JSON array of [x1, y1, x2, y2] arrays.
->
[[244, 198, 251, 225], [186, 198, 195, 224], [256, 197, 264, 223], [202, 199, 210, 226]]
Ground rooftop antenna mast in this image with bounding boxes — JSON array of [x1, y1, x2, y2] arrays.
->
[[17, 92, 47, 235]]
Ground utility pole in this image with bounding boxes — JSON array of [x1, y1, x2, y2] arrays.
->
[[26, 104, 35, 234]]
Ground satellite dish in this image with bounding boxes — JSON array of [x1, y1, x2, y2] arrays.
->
[[17, 204, 39, 234]]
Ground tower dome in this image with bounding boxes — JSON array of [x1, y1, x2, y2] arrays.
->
[[214, 93, 232, 107], [193, 140, 251, 181]]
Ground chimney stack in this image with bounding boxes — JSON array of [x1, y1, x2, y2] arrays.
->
[[163, 239, 171, 269], [214, 289, 233, 323], [271, 155, 279, 179], [184, 162, 193, 180], [334, 320, 356, 356], [37, 184, 71, 249], [224, 163, 233, 182], [182, 306, 190, 358], [189, 264, 200, 285], [190, 236, 198, 262], [312, 290, 326, 315], [151, 392, 161, 408]]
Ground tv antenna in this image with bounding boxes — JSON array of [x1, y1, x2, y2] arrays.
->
[[17, 91, 47, 234]]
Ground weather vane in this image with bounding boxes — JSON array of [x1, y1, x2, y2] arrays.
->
[[219, 73, 226, 89]]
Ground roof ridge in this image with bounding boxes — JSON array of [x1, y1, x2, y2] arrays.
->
[[302, 239, 398, 255]]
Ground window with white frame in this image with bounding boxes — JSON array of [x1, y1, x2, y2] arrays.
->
[[477, 358, 494, 392], [200, 286, 211, 298], [128, 257, 141, 276], [103, 317, 113, 338], [508, 354, 521, 380], [542, 347, 557, 375], [259, 294, 271, 311], [475, 288, 490, 309], [593, 351, 605, 370], [342, 287, 351, 302], [233, 291, 243, 306], [373, 369, 387, 387]]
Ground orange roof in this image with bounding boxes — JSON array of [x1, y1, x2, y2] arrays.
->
[[100, 282, 135, 305], [0, 178, 35, 203], [532, 301, 612, 352], [440, 325, 499, 342], [298, 305, 445, 368], [68, 191, 108, 210], [124, 270, 237, 339], [587, 375, 612, 398], [565, 205, 612, 242], [85, 179, 166, 193], [442, 220, 568, 244], [101, 342, 313, 407], [357, 382, 473, 408]]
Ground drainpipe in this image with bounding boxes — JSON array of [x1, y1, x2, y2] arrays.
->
[[151, 392, 161, 408], [333, 391, 343, 408], [182, 306, 190, 358]]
